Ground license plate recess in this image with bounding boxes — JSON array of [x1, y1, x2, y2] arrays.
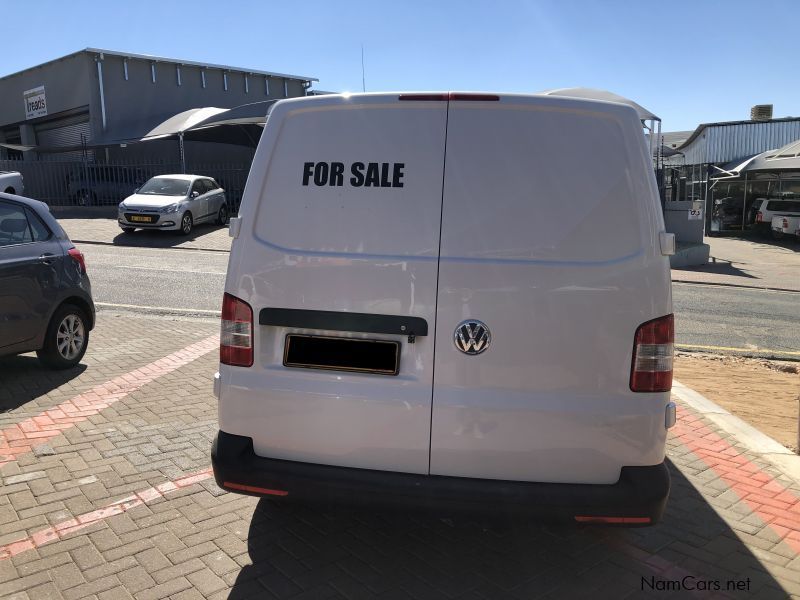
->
[[283, 334, 400, 376]]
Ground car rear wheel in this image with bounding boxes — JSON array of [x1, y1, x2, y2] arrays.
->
[[120, 226, 135, 233], [75, 190, 96, 206], [216, 204, 229, 225], [179, 212, 193, 236], [37, 304, 90, 369]]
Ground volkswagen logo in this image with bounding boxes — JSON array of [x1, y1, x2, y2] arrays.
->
[[454, 320, 491, 355]]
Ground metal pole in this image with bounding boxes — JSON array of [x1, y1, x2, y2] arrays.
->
[[742, 171, 748, 233], [179, 132, 186, 174]]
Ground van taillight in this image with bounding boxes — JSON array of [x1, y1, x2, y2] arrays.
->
[[783, 218, 789, 229], [220, 293, 253, 367], [630, 314, 674, 393], [756, 211, 763, 223], [67, 247, 86, 273]]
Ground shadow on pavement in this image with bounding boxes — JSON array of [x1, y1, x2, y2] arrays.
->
[[0, 354, 86, 412], [672, 261, 758, 279], [228, 459, 788, 599], [710, 232, 800, 253], [110, 224, 229, 250]]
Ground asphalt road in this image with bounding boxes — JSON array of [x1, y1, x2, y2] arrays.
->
[[672, 281, 798, 358], [82, 243, 799, 359], [82, 244, 227, 317]]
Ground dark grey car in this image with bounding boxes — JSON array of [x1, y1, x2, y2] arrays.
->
[[0, 193, 95, 368]]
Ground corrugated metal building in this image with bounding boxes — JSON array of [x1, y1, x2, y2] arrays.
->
[[662, 116, 800, 233], [0, 48, 317, 161], [670, 118, 800, 165]]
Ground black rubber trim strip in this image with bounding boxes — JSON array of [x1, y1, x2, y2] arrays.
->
[[259, 308, 428, 337], [211, 431, 670, 524]]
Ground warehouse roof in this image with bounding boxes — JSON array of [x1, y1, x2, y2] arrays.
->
[[0, 47, 318, 84]]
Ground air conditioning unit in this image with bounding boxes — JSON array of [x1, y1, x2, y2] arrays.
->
[[750, 104, 773, 121]]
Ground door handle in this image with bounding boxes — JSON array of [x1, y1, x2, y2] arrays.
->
[[39, 253, 55, 265]]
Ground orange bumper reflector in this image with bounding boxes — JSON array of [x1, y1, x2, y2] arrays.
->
[[574, 516, 651, 524], [223, 482, 288, 496]]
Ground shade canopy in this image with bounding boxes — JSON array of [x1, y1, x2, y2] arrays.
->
[[142, 107, 230, 140], [745, 138, 800, 172], [539, 87, 660, 122], [710, 138, 800, 179], [710, 153, 763, 179]]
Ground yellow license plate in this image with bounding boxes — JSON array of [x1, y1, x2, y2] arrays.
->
[[129, 215, 151, 222]]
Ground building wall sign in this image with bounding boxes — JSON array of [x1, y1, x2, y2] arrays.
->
[[24, 86, 48, 119]]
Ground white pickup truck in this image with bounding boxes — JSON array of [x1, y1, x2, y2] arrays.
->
[[0, 171, 24, 195], [771, 215, 800, 240]]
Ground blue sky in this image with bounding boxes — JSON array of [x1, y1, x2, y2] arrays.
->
[[2, 0, 798, 132]]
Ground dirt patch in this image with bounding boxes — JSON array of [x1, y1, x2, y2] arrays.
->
[[675, 352, 800, 452]]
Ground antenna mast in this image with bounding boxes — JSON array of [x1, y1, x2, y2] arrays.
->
[[361, 44, 366, 92]]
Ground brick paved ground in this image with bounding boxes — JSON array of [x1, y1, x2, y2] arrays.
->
[[56, 217, 232, 253], [2, 312, 800, 599]]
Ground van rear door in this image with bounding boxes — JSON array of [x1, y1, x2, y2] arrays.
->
[[430, 95, 670, 484], [223, 95, 448, 475]]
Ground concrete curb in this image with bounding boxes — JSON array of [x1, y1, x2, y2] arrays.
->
[[71, 239, 231, 253], [672, 279, 800, 294], [672, 378, 800, 485]]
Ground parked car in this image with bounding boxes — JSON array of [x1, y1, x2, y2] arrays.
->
[[0, 171, 24, 195], [771, 215, 800, 240], [751, 197, 800, 235], [117, 174, 229, 235], [0, 192, 95, 368], [211, 93, 675, 525], [711, 196, 744, 230], [66, 165, 146, 206]]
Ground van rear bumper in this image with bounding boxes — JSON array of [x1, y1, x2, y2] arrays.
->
[[211, 430, 670, 525]]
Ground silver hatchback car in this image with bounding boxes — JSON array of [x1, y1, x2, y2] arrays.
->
[[118, 174, 229, 235]]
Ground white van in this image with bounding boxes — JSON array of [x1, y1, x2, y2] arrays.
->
[[212, 92, 676, 525]]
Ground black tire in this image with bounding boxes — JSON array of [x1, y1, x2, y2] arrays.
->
[[120, 226, 135, 233], [179, 211, 193, 236], [36, 304, 90, 369], [3, 187, 14, 195], [75, 190, 96, 206], [216, 203, 229, 225]]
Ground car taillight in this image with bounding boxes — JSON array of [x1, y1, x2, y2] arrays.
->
[[630, 314, 674, 393], [756, 211, 763, 223], [783, 218, 789, 229], [67, 247, 86, 273], [220, 293, 253, 367]]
